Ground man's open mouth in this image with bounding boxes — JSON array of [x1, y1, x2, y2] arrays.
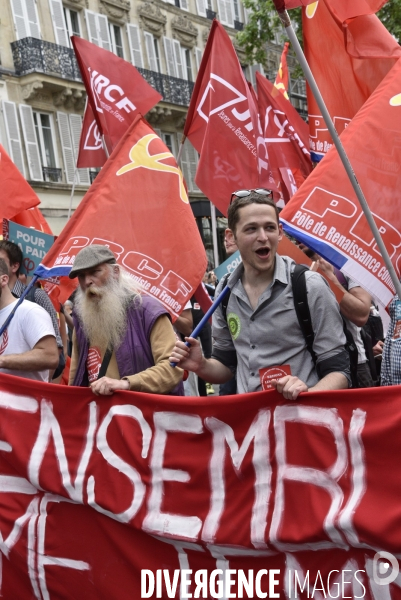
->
[[255, 248, 270, 257]]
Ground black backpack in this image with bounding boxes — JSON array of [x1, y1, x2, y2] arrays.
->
[[220, 265, 359, 389]]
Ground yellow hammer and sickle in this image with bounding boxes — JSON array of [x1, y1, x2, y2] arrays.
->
[[117, 134, 188, 203]]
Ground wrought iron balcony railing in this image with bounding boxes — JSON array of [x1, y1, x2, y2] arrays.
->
[[206, 9, 217, 19], [43, 167, 62, 183], [137, 68, 194, 107], [234, 20, 244, 31], [11, 37, 82, 82]]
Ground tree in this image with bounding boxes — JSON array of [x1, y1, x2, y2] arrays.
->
[[237, 0, 401, 72]]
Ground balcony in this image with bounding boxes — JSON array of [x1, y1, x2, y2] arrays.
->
[[43, 167, 62, 183], [137, 68, 194, 107], [11, 38, 82, 82], [234, 20, 244, 31], [206, 9, 217, 19]]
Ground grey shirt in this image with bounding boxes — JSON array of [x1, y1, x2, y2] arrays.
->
[[212, 255, 348, 394]]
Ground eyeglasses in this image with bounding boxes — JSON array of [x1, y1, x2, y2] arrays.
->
[[230, 188, 273, 204]]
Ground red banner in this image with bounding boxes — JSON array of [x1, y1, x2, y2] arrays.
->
[[303, 0, 401, 161], [184, 20, 276, 216], [1, 372, 401, 598], [0, 144, 40, 220], [77, 102, 107, 168], [35, 115, 206, 319], [274, 42, 290, 99], [72, 37, 162, 153], [280, 58, 401, 309]]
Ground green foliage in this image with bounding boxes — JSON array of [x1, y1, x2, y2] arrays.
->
[[377, 0, 401, 41]]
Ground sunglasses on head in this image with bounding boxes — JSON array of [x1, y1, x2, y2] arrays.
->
[[230, 188, 273, 204]]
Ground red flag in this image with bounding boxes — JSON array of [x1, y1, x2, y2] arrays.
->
[[272, 0, 318, 11], [36, 115, 207, 319], [184, 20, 276, 216], [71, 37, 162, 153], [257, 72, 312, 201], [0, 144, 40, 220], [274, 42, 290, 99], [303, 0, 401, 161], [12, 206, 53, 234], [77, 102, 107, 168], [279, 57, 401, 309]]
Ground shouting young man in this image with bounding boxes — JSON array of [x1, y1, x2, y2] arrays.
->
[[170, 190, 350, 400]]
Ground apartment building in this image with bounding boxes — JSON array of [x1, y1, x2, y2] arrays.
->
[[0, 0, 306, 264]]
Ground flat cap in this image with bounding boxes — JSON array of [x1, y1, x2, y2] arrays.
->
[[69, 245, 117, 279]]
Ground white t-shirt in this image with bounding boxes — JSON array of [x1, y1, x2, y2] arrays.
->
[[0, 299, 56, 382]]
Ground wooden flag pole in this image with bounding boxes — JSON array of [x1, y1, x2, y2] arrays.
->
[[276, 8, 401, 301]]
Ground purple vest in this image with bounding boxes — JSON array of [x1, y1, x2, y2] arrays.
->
[[72, 295, 184, 395]]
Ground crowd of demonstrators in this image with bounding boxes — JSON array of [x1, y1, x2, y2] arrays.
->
[[67, 245, 183, 396], [0, 258, 59, 381], [170, 190, 351, 400]]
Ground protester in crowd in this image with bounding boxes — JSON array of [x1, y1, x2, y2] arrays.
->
[[68, 245, 183, 395], [0, 258, 59, 381], [170, 190, 350, 400], [300, 248, 374, 388], [380, 296, 401, 386], [0, 240, 65, 379]]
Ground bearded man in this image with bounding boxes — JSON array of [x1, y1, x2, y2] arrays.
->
[[68, 245, 183, 395]]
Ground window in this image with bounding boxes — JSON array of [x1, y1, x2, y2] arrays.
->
[[34, 112, 59, 181], [163, 37, 185, 79], [161, 132, 177, 156], [110, 23, 124, 58], [85, 10, 111, 51], [64, 8, 80, 38], [154, 38, 161, 73], [216, 0, 234, 27], [232, 0, 241, 22], [144, 32, 160, 72], [182, 48, 193, 82]]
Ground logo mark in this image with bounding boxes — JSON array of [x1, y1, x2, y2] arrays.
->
[[84, 119, 102, 151], [227, 312, 241, 340], [117, 134, 188, 203], [305, 1, 319, 18], [373, 551, 399, 586], [390, 94, 401, 107]]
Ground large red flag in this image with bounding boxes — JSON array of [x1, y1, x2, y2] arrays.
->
[[0, 144, 40, 220], [184, 20, 276, 216], [77, 102, 107, 168], [279, 58, 401, 309], [257, 72, 312, 202], [35, 115, 206, 319], [12, 206, 53, 234], [71, 37, 162, 154], [274, 41, 290, 99], [272, 0, 318, 10], [303, 0, 401, 162]]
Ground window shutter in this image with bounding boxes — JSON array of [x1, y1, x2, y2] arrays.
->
[[195, 47, 203, 72], [2, 101, 25, 177], [225, 0, 234, 26], [57, 111, 75, 184], [85, 9, 99, 45], [19, 104, 43, 181], [126, 24, 144, 68], [10, 0, 29, 39], [97, 14, 111, 51], [49, 0, 69, 46], [144, 32, 158, 72], [195, 0, 206, 17], [163, 37, 176, 77], [25, 0, 41, 38], [181, 139, 199, 193], [69, 114, 90, 185], [173, 40, 185, 79], [217, 0, 227, 24], [180, 0, 189, 10]]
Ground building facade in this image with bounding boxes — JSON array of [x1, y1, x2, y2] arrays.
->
[[0, 0, 306, 265]]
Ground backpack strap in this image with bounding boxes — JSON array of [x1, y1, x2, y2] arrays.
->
[[220, 273, 232, 323], [291, 264, 317, 365], [97, 346, 113, 380]]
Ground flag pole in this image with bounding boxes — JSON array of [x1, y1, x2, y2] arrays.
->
[[176, 133, 186, 167], [68, 169, 78, 220], [210, 202, 220, 268], [276, 8, 401, 301]]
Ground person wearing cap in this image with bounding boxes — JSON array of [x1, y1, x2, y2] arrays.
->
[[170, 190, 351, 400], [68, 245, 184, 395]]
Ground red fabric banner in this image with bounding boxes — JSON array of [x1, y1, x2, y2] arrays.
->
[[274, 42, 290, 99], [184, 20, 276, 216], [35, 115, 206, 319], [11, 207, 53, 234], [1, 372, 401, 598], [0, 144, 40, 220], [77, 102, 107, 168], [71, 37, 162, 153], [279, 57, 401, 308], [272, 0, 317, 11], [303, 0, 401, 162], [256, 73, 312, 202]]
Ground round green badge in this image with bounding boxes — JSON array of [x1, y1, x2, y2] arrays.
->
[[227, 312, 241, 340]]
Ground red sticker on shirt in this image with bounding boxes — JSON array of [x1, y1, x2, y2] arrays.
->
[[259, 365, 292, 390], [87, 347, 102, 383], [393, 320, 401, 340]]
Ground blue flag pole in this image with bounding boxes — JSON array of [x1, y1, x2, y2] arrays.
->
[[170, 284, 231, 367], [0, 275, 39, 338]]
